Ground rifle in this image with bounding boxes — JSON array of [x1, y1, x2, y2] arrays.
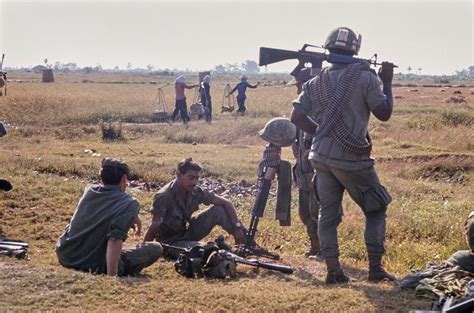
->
[[237, 166, 280, 260], [162, 243, 293, 274], [259, 44, 397, 77], [0, 239, 29, 259]]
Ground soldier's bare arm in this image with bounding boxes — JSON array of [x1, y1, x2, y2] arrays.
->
[[212, 195, 246, 244], [132, 215, 142, 236], [106, 238, 123, 276], [143, 214, 161, 242]]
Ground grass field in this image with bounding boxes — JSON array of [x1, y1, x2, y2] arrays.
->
[[0, 71, 473, 311]]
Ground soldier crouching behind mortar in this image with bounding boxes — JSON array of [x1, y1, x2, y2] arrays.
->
[[143, 158, 246, 258], [291, 27, 396, 284]]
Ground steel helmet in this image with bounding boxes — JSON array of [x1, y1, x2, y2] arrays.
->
[[258, 117, 297, 147], [240, 75, 248, 81], [323, 27, 362, 55]]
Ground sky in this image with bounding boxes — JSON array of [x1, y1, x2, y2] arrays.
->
[[0, 0, 472, 75]]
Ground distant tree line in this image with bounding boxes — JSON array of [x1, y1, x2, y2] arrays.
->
[[394, 65, 473, 83], [7, 60, 472, 83]]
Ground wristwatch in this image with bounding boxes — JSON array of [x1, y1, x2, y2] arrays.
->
[[234, 222, 243, 229]]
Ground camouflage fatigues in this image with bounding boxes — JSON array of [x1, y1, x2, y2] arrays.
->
[[151, 179, 238, 251], [293, 63, 390, 258]]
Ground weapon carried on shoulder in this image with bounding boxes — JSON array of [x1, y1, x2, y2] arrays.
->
[[259, 44, 397, 77], [0, 239, 29, 259], [162, 241, 293, 278]]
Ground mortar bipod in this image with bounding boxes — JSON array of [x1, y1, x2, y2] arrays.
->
[[221, 83, 235, 113]]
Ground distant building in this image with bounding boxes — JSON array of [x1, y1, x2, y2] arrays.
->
[[32, 65, 48, 73]]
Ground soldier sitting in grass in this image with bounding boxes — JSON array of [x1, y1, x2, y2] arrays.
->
[[143, 158, 246, 254], [55, 158, 163, 276]]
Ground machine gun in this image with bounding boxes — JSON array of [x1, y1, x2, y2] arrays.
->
[[162, 242, 293, 275], [259, 44, 397, 77]]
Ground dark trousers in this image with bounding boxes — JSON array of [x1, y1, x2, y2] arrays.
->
[[171, 99, 190, 123], [118, 242, 163, 276], [236, 98, 246, 113], [164, 205, 236, 258], [203, 101, 212, 122], [298, 188, 319, 239], [311, 162, 390, 258]]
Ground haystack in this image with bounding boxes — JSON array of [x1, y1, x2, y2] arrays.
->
[[42, 69, 54, 83]]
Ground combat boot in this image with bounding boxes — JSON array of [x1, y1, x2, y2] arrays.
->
[[368, 253, 396, 283], [325, 256, 349, 285]]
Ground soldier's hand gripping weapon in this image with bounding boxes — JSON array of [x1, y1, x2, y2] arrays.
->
[[259, 44, 397, 77]]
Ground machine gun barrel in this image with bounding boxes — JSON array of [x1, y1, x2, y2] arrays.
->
[[162, 244, 293, 274]]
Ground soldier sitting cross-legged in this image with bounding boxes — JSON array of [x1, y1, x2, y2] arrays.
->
[[143, 158, 246, 256]]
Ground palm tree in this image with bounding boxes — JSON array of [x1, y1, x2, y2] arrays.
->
[[407, 66, 412, 74], [418, 67, 422, 75]]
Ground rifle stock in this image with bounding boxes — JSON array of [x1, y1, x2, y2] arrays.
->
[[259, 47, 300, 67]]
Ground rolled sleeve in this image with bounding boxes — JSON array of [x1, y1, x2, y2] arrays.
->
[[151, 193, 167, 217], [365, 72, 387, 111], [107, 200, 139, 241], [196, 187, 215, 205]]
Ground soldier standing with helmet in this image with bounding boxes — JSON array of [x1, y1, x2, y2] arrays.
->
[[291, 27, 396, 284], [288, 68, 323, 260]]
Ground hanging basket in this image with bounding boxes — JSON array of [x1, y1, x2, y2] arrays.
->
[[151, 85, 170, 122], [189, 102, 205, 120], [221, 83, 235, 113], [151, 110, 169, 122]]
